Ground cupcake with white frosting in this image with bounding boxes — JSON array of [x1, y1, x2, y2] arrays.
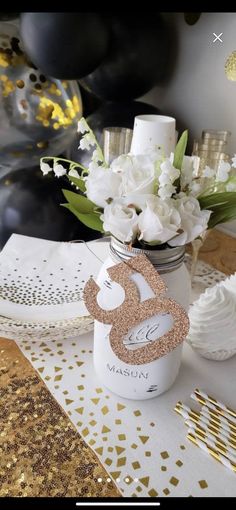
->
[[187, 283, 236, 360], [222, 272, 236, 296]]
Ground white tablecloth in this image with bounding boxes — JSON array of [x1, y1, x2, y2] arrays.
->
[[17, 331, 236, 497]]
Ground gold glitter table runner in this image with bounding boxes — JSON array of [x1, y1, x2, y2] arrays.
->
[[0, 337, 120, 497]]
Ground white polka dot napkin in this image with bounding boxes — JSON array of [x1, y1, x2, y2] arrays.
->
[[0, 234, 109, 322]]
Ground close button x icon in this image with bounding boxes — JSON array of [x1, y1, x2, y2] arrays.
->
[[213, 32, 223, 43]]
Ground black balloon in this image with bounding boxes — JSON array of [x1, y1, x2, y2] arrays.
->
[[68, 100, 160, 166], [20, 13, 110, 79], [80, 14, 171, 101], [0, 13, 19, 20], [0, 166, 101, 249]]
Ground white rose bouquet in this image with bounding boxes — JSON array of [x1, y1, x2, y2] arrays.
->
[[40, 117, 236, 248]]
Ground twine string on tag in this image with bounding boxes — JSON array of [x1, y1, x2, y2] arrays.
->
[[69, 238, 146, 278]]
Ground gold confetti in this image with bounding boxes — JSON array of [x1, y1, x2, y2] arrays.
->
[[149, 489, 158, 497], [163, 488, 170, 495], [170, 476, 179, 486], [101, 406, 109, 415], [117, 457, 126, 467], [118, 434, 126, 441], [161, 451, 169, 459], [132, 461, 141, 469], [16, 79, 25, 88], [198, 480, 208, 489], [139, 476, 150, 488]]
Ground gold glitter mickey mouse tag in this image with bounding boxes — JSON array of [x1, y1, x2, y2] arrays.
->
[[84, 254, 189, 365]]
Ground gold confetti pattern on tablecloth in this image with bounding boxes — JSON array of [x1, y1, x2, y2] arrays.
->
[[0, 338, 120, 497], [13, 336, 214, 497]]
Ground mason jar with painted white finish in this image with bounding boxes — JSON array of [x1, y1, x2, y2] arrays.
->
[[93, 237, 191, 400]]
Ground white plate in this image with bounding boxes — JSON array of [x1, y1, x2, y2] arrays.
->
[[0, 314, 94, 342]]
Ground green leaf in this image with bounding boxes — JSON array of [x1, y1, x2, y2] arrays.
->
[[62, 189, 95, 213], [62, 203, 104, 232], [199, 192, 236, 209], [67, 175, 86, 192], [173, 130, 188, 171], [199, 192, 236, 228], [207, 204, 236, 228]]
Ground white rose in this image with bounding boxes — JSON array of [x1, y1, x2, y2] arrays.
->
[[112, 154, 156, 195], [121, 193, 154, 210], [102, 198, 138, 243], [85, 166, 122, 208], [169, 196, 211, 246], [138, 197, 181, 244], [111, 154, 133, 174]]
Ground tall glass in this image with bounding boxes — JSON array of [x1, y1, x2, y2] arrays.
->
[[202, 130, 231, 143], [103, 127, 133, 165]]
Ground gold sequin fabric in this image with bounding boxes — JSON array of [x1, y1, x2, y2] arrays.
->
[[0, 338, 120, 497]]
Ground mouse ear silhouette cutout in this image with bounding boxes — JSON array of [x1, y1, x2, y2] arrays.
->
[[84, 254, 189, 365]]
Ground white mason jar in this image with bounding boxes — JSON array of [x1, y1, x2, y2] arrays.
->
[[93, 238, 191, 400]]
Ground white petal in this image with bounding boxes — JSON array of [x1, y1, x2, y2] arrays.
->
[[54, 164, 67, 177], [68, 168, 80, 178], [77, 117, 89, 134], [40, 162, 52, 175]]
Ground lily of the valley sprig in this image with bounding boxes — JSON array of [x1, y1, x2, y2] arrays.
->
[[40, 117, 236, 246]]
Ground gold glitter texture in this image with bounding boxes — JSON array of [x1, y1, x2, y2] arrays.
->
[[36, 95, 81, 129], [84, 254, 189, 365], [0, 338, 120, 497], [225, 51, 236, 81], [0, 74, 15, 97]]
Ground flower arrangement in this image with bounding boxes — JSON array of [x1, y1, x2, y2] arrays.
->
[[40, 117, 236, 248]]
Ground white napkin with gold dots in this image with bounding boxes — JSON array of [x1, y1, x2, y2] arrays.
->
[[0, 234, 109, 322]]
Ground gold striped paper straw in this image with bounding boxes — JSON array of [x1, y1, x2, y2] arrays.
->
[[175, 402, 236, 444], [194, 389, 236, 422], [191, 392, 236, 428], [200, 405, 236, 436], [187, 432, 236, 474], [192, 391, 236, 427], [186, 423, 236, 463], [176, 401, 236, 438], [184, 419, 236, 452]]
